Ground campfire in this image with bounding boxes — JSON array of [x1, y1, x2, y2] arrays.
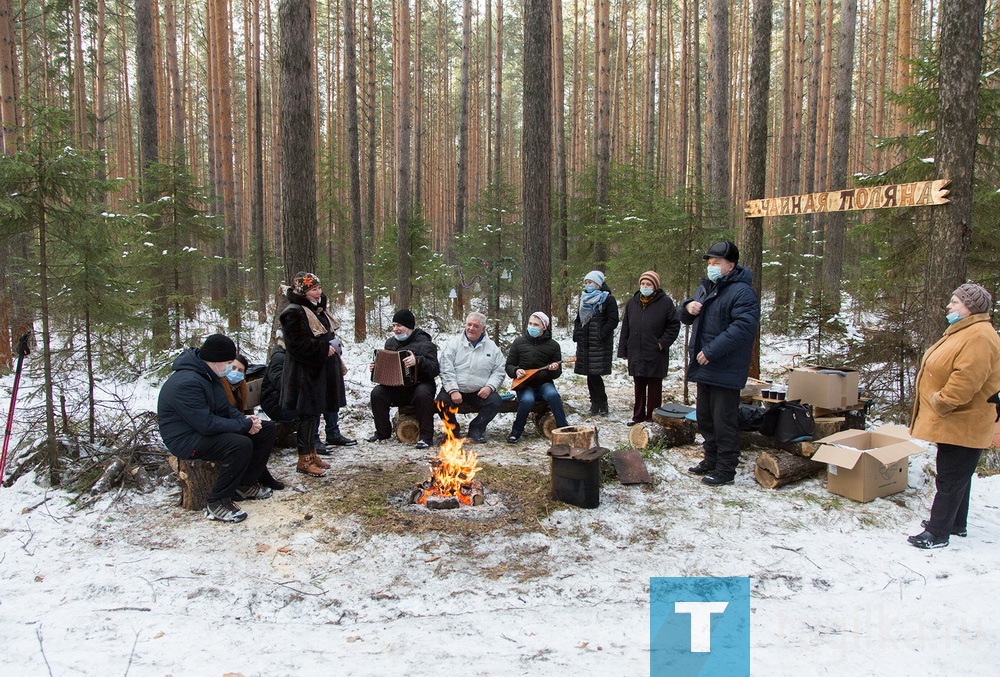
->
[[409, 406, 485, 509]]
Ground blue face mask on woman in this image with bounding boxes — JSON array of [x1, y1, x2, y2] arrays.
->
[[640, 287, 654, 297], [584, 283, 597, 293], [224, 367, 245, 385], [946, 310, 963, 325], [527, 326, 542, 338]]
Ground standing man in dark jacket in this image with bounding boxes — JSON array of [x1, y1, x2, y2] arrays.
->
[[368, 309, 441, 448], [617, 270, 680, 424], [158, 334, 276, 523], [679, 241, 760, 486], [573, 270, 619, 415]]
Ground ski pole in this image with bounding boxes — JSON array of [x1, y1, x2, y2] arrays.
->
[[1, 333, 31, 486]]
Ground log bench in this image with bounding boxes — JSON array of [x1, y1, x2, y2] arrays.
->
[[395, 398, 555, 443]]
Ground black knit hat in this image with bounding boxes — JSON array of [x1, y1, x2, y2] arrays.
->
[[392, 309, 416, 330], [200, 334, 237, 362], [703, 240, 740, 264]]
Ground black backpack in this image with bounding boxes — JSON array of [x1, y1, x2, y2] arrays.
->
[[759, 399, 815, 442]]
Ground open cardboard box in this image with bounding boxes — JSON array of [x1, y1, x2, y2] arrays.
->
[[811, 425, 922, 502], [787, 366, 860, 409]]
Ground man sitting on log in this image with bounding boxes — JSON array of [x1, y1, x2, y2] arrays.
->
[[158, 334, 277, 523], [368, 309, 441, 449], [435, 311, 506, 443]]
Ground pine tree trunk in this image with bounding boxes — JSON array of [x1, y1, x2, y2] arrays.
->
[[922, 0, 987, 349], [820, 0, 856, 311], [395, 0, 412, 309], [706, 0, 730, 209], [522, 0, 552, 321], [279, 0, 318, 279], [593, 0, 610, 266], [345, 0, 367, 342], [742, 0, 771, 381]]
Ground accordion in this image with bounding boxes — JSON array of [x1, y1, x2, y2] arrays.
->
[[371, 349, 418, 386]]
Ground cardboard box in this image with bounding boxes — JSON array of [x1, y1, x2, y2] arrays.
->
[[787, 366, 859, 409], [245, 378, 263, 410], [811, 425, 922, 502]]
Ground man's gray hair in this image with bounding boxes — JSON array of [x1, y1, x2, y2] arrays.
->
[[466, 311, 487, 326]]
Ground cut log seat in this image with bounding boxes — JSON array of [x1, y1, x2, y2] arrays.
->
[[168, 456, 218, 511]]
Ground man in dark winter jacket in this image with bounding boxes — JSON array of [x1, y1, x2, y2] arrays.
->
[[158, 334, 276, 522], [679, 241, 760, 486], [368, 309, 441, 448]]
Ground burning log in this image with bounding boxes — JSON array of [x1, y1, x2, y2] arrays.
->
[[409, 406, 485, 509]]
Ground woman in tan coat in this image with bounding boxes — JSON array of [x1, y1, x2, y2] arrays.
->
[[908, 283, 1000, 549]]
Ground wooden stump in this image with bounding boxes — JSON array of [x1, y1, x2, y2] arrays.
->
[[753, 450, 824, 489], [533, 411, 558, 440], [169, 456, 219, 510], [550, 425, 598, 449], [628, 421, 696, 449], [395, 414, 421, 444], [813, 416, 846, 440]]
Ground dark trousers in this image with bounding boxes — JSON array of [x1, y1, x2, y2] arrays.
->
[[193, 421, 276, 502], [296, 415, 318, 455], [696, 382, 741, 478], [587, 375, 607, 408], [435, 388, 502, 438], [512, 382, 569, 434], [371, 381, 436, 443], [926, 443, 982, 537], [631, 376, 663, 422], [322, 409, 343, 439]]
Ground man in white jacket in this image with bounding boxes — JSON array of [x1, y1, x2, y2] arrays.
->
[[435, 312, 506, 442]]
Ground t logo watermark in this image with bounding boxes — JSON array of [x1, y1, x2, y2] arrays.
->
[[650, 577, 750, 677]]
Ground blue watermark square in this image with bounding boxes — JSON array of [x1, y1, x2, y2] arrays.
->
[[650, 577, 750, 677]]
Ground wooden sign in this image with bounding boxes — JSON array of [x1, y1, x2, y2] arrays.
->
[[744, 179, 950, 218]]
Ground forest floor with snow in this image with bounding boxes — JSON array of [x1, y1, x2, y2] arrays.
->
[[2, 322, 1000, 676]]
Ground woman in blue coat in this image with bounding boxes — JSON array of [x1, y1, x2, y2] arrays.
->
[[617, 270, 680, 424]]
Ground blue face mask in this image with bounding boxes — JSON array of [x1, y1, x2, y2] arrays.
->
[[584, 283, 597, 293], [393, 330, 411, 342], [527, 326, 542, 338], [639, 287, 654, 297], [707, 265, 723, 282], [224, 368, 245, 385], [946, 310, 962, 325]]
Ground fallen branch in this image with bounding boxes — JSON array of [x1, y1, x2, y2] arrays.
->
[[90, 457, 126, 495]]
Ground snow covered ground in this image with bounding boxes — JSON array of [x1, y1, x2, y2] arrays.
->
[[2, 314, 999, 675]]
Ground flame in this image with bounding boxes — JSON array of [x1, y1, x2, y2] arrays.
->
[[415, 405, 482, 505]]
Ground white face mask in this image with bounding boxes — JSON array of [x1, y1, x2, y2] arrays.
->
[[393, 330, 411, 341], [707, 265, 723, 282]]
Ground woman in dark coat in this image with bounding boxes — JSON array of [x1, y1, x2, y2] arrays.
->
[[279, 272, 347, 477], [573, 270, 619, 415], [505, 312, 570, 442], [617, 270, 680, 424]]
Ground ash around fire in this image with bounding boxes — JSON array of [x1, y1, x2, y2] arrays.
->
[[389, 489, 519, 522]]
